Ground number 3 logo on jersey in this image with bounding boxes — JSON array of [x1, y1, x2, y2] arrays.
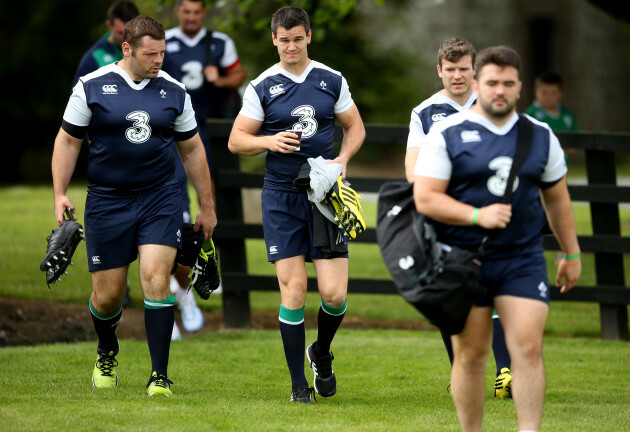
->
[[125, 111, 152, 144], [487, 156, 519, 196], [290, 105, 318, 138]]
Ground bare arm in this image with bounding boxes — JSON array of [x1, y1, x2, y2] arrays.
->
[[204, 63, 246, 90], [176, 133, 217, 239], [413, 175, 512, 229], [228, 114, 302, 156], [405, 148, 419, 182], [541, 176, 581, 292], [51, 128, 83, 226], [330, 104, 365, 178]]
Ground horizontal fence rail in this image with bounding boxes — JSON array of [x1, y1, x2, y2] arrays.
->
[[208, 119, 630, 340]]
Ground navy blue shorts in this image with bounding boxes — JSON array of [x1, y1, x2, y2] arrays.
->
[[261, 188, 348, 262], [84, 183, 182, 271], [475, 251, 550, 306]]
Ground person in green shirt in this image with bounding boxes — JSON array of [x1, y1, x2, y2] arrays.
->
[[72, 1, 139, 86], [525, 71, 579, 132], [526, 71, 579, 169], [526, 72, 577, 262]]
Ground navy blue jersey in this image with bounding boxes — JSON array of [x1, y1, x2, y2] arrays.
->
[[62, 63, 198, 196], [240, 61, 354, 191], [415, 111, 567, 257], [163, 27, 241, 121], [407, 91, 476, 149], [73, 33, 122, 87]]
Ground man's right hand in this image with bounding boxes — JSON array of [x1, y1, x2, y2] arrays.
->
[[194, 207, 217, 240], [54, 196, 76, 226], [477, 203, 512, 229], [204, 65, 219, 84]]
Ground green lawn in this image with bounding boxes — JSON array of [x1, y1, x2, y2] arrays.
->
[[1, 330, 629, 431]]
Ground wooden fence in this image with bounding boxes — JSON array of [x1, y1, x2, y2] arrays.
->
[[208, 119, 630, 341]]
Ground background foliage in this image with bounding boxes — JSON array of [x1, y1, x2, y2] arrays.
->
[[1, 0, 420, 183]]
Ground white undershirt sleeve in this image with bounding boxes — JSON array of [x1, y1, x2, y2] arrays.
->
[[334, 76, 354, 114], [407, 110, 427, 149], [541, 128, 568, 183], [413, 130, 452, 179], [62, 81, 92, 127], [239, 83, 265, 121]]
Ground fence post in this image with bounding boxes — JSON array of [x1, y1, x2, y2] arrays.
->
[[207, 119, 251, 328], [585, 143, 629, 340]]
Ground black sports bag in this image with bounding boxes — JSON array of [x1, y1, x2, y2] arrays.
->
[[376, 115, 534, 335], [376, 181, 484, 335]]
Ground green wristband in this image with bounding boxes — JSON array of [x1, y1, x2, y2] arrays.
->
[[564, 252, 581, 260], [472, 208, 479, 226]]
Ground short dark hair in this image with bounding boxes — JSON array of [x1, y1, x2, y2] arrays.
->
[[108, 0, 139, 23], [474, 45, 521, 79], [123, 15, 165, 48], [271, 6, 310, 36], [438, 37, 476, 67], [175, 0, 205, 6], [534, 71, 564, 90]]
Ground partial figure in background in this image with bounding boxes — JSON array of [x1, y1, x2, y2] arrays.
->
[[73, 1, 140, 86], [162, 0, 247, 325], [405, 37, 477, 182], [525, 71, 579, 259], [525, 71, 579, 133], [406, 37, 512, 397]]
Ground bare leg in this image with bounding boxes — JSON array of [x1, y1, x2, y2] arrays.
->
[[91, 266, 129, 314], [312, 257, 348, 307], [139, 244, 176, 301], [496, 296, 548, 431], [451, 306, 493, 432]]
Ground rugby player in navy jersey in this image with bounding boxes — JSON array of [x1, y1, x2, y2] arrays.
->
[[51, 15, 216, 397], [228, 6, 365, 404], [407, 37, 513, 398], [414, 46, 581, 431], [162, 0, 246, 335], [162, 0, 246, 333], [162, 0, 246, 216], [405, 37, 477, 182]]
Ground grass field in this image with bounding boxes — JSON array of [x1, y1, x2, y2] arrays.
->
[[1, 183, 630, 431], [1, 330, 629, 431]]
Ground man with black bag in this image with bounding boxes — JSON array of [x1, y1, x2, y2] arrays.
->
[[413, 46, 581, 431], [403, 37, 513, 398]]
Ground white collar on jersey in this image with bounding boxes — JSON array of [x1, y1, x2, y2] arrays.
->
[[464, 110, 519, 135], [271, 59, 315, 83], [413, 91, 476, 114], [112, 62, 152, 90], [167, 27, 207, 47], [435, 91, 477, 110]]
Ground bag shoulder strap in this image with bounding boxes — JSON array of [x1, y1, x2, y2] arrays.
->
[[478, 114, 534, 254], [501, 114, 534, 204], [204, 30, 214, 66]]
